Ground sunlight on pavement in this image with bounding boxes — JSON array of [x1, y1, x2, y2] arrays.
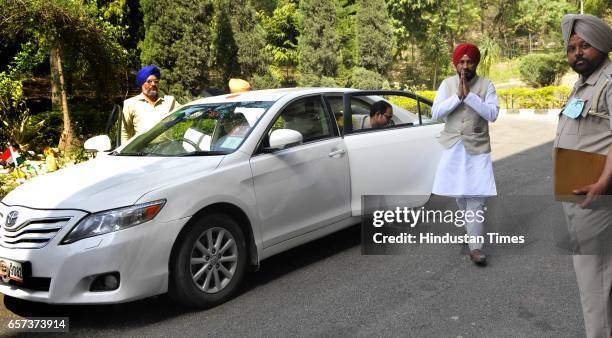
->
[[490, 114, 558, 162]]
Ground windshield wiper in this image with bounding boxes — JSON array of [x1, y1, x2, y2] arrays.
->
[[182, 151, 229, 156], [115, 151, 148, 156]]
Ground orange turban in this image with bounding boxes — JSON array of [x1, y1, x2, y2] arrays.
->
[[229, 78, 252, 93], [452, 43, 481, 66]]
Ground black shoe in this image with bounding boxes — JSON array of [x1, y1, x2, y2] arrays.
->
[[469, 249, 487, 266]]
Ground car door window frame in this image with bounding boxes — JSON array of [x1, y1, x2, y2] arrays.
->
[[323, 95, 373, 137], [254, 94, 337, 155], [342, 90, 434, 135]]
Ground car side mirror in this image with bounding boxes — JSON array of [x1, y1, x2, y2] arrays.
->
[[84, 135, 112, 153], [266, 129, 303, 151]]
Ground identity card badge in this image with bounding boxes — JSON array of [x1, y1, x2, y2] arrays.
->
[[562, 98, 585, 119]]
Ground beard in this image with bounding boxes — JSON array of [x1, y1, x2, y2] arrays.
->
[[457, 69, 476, 81], [143, 88, 158, 98], [570, 57, 597, 76]]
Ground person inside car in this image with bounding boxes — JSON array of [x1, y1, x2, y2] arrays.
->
[[366, 100, 394, 129]]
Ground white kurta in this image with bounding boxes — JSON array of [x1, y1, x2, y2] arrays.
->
[[431, 80, 499, 197]]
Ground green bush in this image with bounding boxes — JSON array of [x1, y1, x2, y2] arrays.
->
[[250, 72, 282, 90], [24, 103, 117, 153], [349, 67, 390, 90], [387, 90, 436, 112], [519, 53, 568, 87], [319, 76, 339, 87], [497, 86, 571, 109], [0, 173, 20, 199], [388, 87, 569, 110]]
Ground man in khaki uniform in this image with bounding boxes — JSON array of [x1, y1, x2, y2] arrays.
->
[[555, 14, 612, 338], [121, 65, 179, 144]]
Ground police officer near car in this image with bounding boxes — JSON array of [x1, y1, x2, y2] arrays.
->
[[121, 66, 180, 144], [555, 14, 612, 338]]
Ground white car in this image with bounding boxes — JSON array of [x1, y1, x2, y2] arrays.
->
[[0, 88, 443, 307]]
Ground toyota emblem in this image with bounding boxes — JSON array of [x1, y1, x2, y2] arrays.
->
[[5, 211, 18, 228]]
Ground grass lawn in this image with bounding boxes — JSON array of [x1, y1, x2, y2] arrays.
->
[[488, 58, 521, 83]]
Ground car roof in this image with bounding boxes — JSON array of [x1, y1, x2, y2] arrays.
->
[[186, 87, 359, 105]]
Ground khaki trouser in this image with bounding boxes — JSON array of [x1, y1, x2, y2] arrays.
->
[[563, 202, 612, 338], [573, 255, 612, 338]]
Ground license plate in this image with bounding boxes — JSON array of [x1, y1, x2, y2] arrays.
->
[[0, 258, 23, 283]]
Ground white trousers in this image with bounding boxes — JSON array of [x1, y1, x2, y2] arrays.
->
[[456, 197, 486, 251]]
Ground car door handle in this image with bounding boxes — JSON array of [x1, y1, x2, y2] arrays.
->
[[328, 149, 346, 158]]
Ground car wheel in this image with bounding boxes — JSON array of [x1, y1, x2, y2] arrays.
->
[[169, 213, 247, 308]]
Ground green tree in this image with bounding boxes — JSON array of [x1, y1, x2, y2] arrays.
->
[[0, 0, 126, 153], [513, 0, 576, 52], [334, 0, 357, 85], [355, 0, 394, 75], [224, 0, 272, 82], [141, 0, 215, 100], [387, 0, 438, 48], [387, 0, 468, 89], [478, 34, 501, 77], [99, 0, 144, 69], [586, 0, 611, 17], [349, 67, 389, 89], [297, 0, 339, 85], [259, 2, 300, 85]]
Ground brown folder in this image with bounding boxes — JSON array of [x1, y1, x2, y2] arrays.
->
[[554, 147, 606, 202]]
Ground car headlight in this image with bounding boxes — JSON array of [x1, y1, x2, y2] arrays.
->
[[61, 200, 166, 244]]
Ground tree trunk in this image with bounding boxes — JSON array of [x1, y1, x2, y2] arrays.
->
[[51, 43, 74, 155], [479, 0, 486, 34], [432, 53, 438, 90], [49, 48, 61, 110], [528, 32, 532, 54]]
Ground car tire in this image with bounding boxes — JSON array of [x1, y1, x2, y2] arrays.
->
[[168, 213, 247, 308]]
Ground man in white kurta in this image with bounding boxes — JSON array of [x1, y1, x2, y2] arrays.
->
[[431, 43, 499, 265]]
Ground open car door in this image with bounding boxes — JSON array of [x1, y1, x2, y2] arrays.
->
[[340, 90, 444, 216]]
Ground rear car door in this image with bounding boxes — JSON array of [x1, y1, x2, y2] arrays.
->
[[249, 95, 351, 248], [334, 91, 445, 215]]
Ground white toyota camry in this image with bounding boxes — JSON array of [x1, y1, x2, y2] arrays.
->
[[0, 88, 443, 307]]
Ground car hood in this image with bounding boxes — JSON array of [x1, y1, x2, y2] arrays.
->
[[2, 155, 223, 212]]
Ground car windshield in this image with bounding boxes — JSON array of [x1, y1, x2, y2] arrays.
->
[[118, 101, 273, 156]]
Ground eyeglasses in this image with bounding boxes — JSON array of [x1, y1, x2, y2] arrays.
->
[[145, 79, 160, 85]]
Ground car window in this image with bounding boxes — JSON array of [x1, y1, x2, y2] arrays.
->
[[119, 101, 273, 156], [327, 95, 422, 133], [270, 96, 332, 145], [326, 97, 371, 131]]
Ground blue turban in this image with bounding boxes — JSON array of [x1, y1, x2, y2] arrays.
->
[[135, 65, 161, 87]]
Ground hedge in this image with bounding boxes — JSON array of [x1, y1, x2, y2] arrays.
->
[[389, 87, 570, 110], [497, 86, 570, 109], [387, 90, 436, 113]]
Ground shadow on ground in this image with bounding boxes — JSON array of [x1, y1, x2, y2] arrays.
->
[[1, 225, 361, 335]]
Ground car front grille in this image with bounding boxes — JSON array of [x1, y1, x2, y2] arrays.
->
[[0, 218, 72, 249]]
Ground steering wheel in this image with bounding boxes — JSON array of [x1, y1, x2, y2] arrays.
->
[[180, 137, 202, 152]]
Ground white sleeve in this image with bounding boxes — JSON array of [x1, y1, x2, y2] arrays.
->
[[463, 82, 499, 122], [432, 80, 461, 119]]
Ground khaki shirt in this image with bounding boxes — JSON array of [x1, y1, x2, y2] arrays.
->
[[121, 93, 179, 143], [554, 58, 612, 155]]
